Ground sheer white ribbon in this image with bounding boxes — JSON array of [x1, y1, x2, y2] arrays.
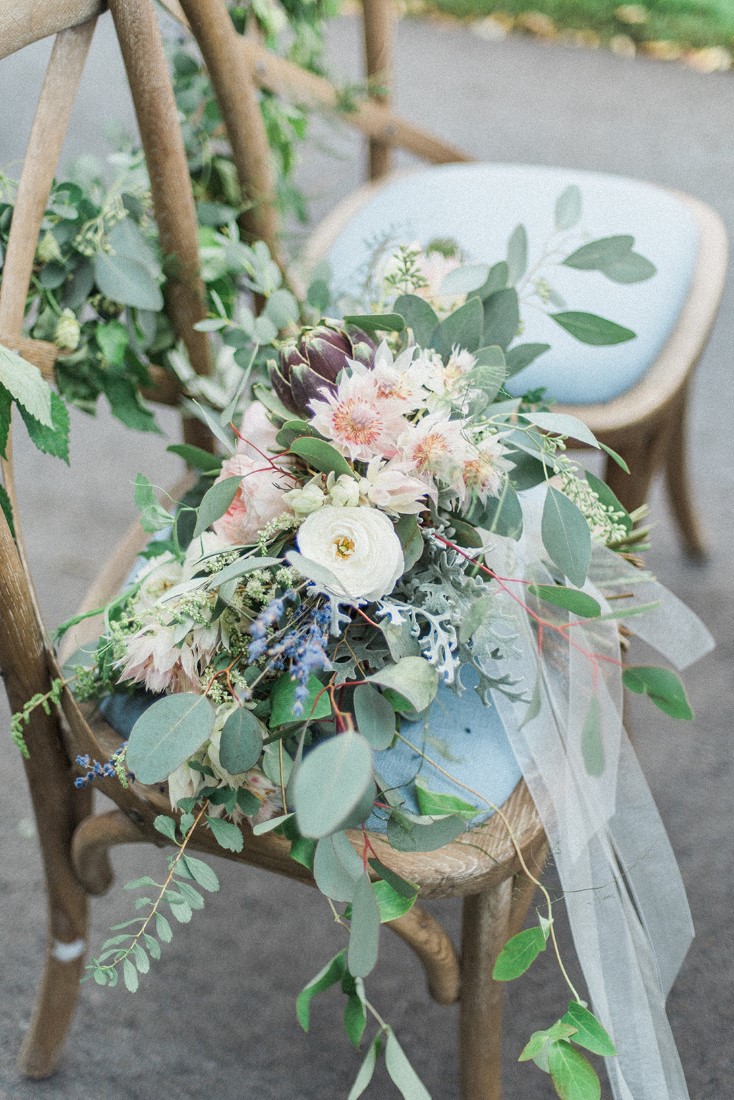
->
[[486, 491, 713, 1100]]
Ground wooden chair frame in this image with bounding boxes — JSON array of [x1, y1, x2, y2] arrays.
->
[[0, 3, 547, 1097]]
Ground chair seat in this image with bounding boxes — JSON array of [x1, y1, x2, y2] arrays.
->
[[323, 162, 700, 405]]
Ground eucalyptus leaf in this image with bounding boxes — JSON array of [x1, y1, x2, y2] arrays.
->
[[93, 251, 163, 311], [528, 585, 601, 618], [555, 185, 582, 231], [622, 666, 693, 720], [353, 684, 396, 750], [430, 296, 484, 356], [167, 443, 223, 473], [347, 1034, 381, 1100], [386, 812, 466, 852], [219, 708, 264, 773], [505, 342, 550, 378], [602, 252, 656, 284], [347, 873, 380, 978], [205, 555, 282, 589], [541, 486, 591, 589], [296, 950, 346, 1031], [368, 857, 419, 900], [127, 694, 216, 784], [193, 476, 241, 538], [344, 991, 367, 1048], [550, 312, 635, 346], [384, 1029, 431, 1100], [562, 235, 634, 271], [520, 411, 600, 450], [290, 436, 355, 478], [581, 696, 605, 777], [293, 731, 374, 838], [270, 672, 332, 725], [313, 832, 363, 901], [506, 224, 528, 285], [414, 781, 476, 818], [466, 482, 523, 540], [439, 263, 490, 296], [395, 513, 424, 570], [367, 657, 438, 715], [482, 288, 520, 349], [343, 313, 405, 334], [393, 294, 439, 345]]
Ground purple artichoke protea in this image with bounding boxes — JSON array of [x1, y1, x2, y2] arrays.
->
[[270, 322, 376, 418]]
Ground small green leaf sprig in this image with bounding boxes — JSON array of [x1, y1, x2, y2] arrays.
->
[[10, 676, 66, 758]]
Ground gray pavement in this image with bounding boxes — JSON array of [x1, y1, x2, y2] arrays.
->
[[1, 14, 733, 1100]]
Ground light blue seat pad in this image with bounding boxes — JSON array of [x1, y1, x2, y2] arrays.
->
[[99, 672, 522, 834], [325, 163, 699, 404]]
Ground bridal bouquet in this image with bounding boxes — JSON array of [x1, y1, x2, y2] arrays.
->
[[57, 256, 711, 1098]]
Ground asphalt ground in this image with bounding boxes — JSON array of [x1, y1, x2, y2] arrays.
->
[[0, 14, 732, 1100]]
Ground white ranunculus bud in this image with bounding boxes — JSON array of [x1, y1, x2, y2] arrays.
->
[[328, 473, 361, 509], [296, 505, 404, 602], [284, 478, 326, 518]]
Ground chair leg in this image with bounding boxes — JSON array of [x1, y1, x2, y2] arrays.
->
[[16, 713, 91, 1079], [459, 878, 513, 1100], [603, 432, 660, 517], [663, 390, 707, 558]]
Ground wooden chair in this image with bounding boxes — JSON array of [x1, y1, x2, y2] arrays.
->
[[0, 4, 546, 1097], [161, 0, 728, 558]]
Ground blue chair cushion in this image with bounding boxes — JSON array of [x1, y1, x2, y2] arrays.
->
[[324, 163, 699, 404], [99, 670, 522, 834]]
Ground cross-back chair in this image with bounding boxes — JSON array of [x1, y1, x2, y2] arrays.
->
[[163, 0, 727, 558], [0, 3, 547, 1097]]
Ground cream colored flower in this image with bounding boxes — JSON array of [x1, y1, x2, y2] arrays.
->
[[328, 473, 361, 508], [285, 477, 326, 518], [295, 505, 404, 602]]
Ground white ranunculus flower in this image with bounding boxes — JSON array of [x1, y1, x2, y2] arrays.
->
[[296, 505, 404, 602]]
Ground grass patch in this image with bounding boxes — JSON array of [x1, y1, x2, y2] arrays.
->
[[417, 0, 734, 52]]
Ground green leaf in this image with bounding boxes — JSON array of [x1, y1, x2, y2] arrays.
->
[[386, 812, 466, 853], [93, 251, 163, 311], [219, 707, 264, 773], [153, 815, 178, 843], [293, 730, 374, 839], [550, 312, 635, 346], [367, 657, 438, 716], [548, 1040, 601, 1100], [555, 185, 582, 231], [492, 926, 548, 981], [313, 832, 363, 902], [561, 1002, 617, 1057], [599, 441, 630, 473], [343, 313, 405, 334], [520, 411, 600, 451], [134, 473, 172, 533], [193, 476, 241, 538], [542, 486, 591, 589], [122, 958, 139, 993], [132, 943, 150, 974], [307, 278, 331, 313], [393, 294, 439, 345], [104, 375, 159, 434], [96, 321, 128, 366], [368, 858, 419, 900], [296, 950, 346, 1031], [347, 1033, 382, 1099], [167, 443, 222, 473], [519, 1021, 578, 1069], [289, 436, 355, 479], [108, 217, 161, 278], [0, 384, 11, 458], [0, 345, 53, 427], [348, 873, 380, 977], [440, 263, 490, 296], [585, 470, 631, 533], [506, 224, 528, 284], [431, 296, 484, 356], [581, 696, 604, 777], [290, 835, 317, 870], [168, 897, 193, 923], [466, 482, 523, 539], [395, 513, 424, 571], [155, 913, 173, 943], [384, 1028, 431, 1100], [482, 288, 520, 350], [127, 693, 216, 784], [181, 855, 220, 893], [18, 391, 70, 463], [458, 594, 491, 643], [414, 781, 477, 819], [275, 418, 320, 448], [344, 991, 367, 1048], [264, 287, 300, 329], [270, 672, 332, 725], [353, 684, 396, 750], [563, 235, 634, 271], [477, 260, 509, 298], [528, 585, 601, 618], [622, 666, 693, 720], [206, 555, 282, 590], [371, 879, 418, 923], [206, 816, 244, 853], [604, 253, 657, 284], [505, 342, 550, 379]]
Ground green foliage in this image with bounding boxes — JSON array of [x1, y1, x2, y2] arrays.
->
[[622, 665, 694, 719], [10, 676, 66, 759], [270, 672, 332, 725], [293, 730, 375, 838], [492, 924, 549, 981], [347, 873, 381, 977], [219, 707, 265, 773], [366, 657, 439, 715], [542, 486, 592, 589], [127, 693, 217, 783], [352, 684, 396, 750]]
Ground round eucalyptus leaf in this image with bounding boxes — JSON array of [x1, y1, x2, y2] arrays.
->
[[127, 693, 216, 784]]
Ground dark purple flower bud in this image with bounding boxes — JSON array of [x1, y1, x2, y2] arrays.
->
[[269, 322, 376, 417]]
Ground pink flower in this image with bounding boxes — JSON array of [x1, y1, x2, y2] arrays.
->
[[118, 621, 219, 695], [370, 343, 428, 413], [462, 436, 513, 501], [236, 399, 280, 461], [361, 457, 431, 514], [398, 412, 473, 497], [309, 366, 408, 462], [212, 450, 292, 545]]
